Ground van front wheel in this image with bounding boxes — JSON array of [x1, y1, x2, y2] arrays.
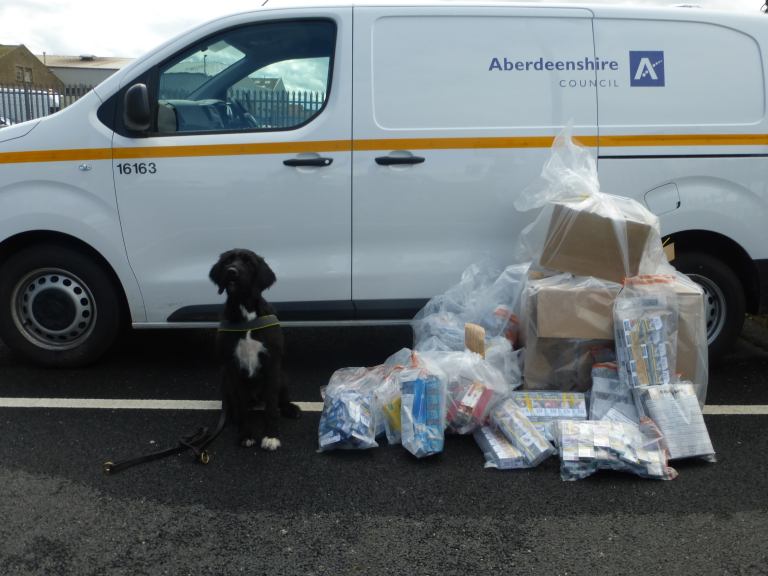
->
[[0, 245, 123, 367], [673, 251, 745, 363]]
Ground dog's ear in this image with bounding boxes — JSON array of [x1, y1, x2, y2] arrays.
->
[[209, 251, 232, 295], [248, 252, 276, 297]]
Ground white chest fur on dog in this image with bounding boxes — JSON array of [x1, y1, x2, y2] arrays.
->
[[235, 331, 266, 377], [235, 306, 266, 377]]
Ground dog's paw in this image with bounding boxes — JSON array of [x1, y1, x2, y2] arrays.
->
[[280, 403, 302, 419], [240, 438, 257, 447], [261, 437, 281, 451]]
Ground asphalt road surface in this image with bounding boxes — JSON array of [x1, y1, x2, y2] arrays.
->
[[1, 324, 767, 576]]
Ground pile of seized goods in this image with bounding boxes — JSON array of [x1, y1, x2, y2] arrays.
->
[[317, 124, 715, 481]]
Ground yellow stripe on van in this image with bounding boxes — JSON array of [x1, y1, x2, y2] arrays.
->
[[3, 134, 768, 165], [0, 148, 112, 164], [113, 139, 352, 160]]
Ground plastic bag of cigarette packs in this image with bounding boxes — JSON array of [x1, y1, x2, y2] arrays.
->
[[512, 122, 668, 285], [369, 348, 417, 444], [509, 390, 587, 441], [550, 420, 678, 481], [398, 353, 448, 458], [411, 260, 529, 350], [318, 367, 380, 451], [589, 361, 639, 425], [614, 275, 678, 389], [441, 350, 513, 434], [633, 381, 715, 461], [519, 273, 620, 391], [490, 398, 556, 467], [474, 426, 528, 469]]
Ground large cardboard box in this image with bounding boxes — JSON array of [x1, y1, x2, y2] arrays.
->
[[522, 275, 707, 392], [539, 199, 654, 283]]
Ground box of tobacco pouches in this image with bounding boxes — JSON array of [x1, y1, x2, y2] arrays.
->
[[490, 399, 556, 467]]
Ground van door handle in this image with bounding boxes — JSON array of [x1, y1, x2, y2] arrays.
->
[[283, 157, 333, 167], [375, 156, 425, 166]]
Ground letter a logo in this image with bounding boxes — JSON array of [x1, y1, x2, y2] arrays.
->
[[629, 51, 665, 87]]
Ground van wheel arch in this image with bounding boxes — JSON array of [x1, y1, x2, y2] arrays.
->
[[0, 232, 130, 366]]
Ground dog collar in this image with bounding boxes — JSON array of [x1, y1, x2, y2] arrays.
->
[[218, 314, 280, 332]]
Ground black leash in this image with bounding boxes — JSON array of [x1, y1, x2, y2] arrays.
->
[[103, 315, 280, 474], [103, 399, 228, 474]]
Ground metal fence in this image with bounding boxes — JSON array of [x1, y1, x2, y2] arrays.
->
[[0, 82, 327, 130], [0, 83, 94, 125]]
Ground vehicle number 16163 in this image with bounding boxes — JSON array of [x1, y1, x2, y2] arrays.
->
[[116, 162, 157, 175]]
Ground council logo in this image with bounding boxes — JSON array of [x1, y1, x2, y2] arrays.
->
[[629, 51, 665, 87]]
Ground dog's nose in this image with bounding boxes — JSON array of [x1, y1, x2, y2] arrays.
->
[[226, 267, 238, 278]]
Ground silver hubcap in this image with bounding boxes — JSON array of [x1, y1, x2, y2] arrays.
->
[[686, 273, 725, 345], [11, 268, 96, 350]]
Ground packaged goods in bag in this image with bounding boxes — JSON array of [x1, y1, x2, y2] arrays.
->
[[474, 426, 527, 469], [614, 275, 678, 388], [490, 398, 556, 467], [318, 367, 380, 451], [376, 369, 404, 445], [411, 260, 529, 351], [399, 355, 447, 458], [589, 362, 639, 425], [509, 390, 587, 439], [512, 122, 668, 284], [634, 382, 715, 460], [551, 420, 677, 481], [442, 350, 514, 434]]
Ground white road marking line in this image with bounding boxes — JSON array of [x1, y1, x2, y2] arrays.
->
[[0, 398, 766, 415], [0, 398, 325, 411]]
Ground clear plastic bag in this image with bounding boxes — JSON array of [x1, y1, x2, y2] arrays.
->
[[512, 123, 669, 285], [318, 367, 380, 451], [399, 352, 448, 458], [520, 273, 620, 391], [550, 419, 678, 481], [589, 361, 639, 425], [633, 382, 715, 460], [412, 260, 529, 351], [490, 398, 556, 467], [440, 350, 513, 435], [474, 426, 528, 469], [614, 275, 679, 388]]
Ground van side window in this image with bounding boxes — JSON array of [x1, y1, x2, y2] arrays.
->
[[155, 20, 335, 134]]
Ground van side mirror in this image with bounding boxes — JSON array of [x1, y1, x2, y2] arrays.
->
[[123, 84, 150, 131]]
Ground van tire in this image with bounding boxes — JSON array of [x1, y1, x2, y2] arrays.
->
[[0, 244, 123, 368], [673, 251, 745, 363]]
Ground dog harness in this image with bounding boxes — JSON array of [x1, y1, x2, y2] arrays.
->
[[218, 314, 280, 332]]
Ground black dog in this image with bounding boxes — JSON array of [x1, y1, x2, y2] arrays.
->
[[209, 249, 300, 450]]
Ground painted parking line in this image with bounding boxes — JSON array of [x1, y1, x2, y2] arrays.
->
[[1, 398, 768, 415], [0, 398, 325, 411]]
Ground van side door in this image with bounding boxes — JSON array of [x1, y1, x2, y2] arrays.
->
[[112, 10, 352, 323], [351, 6, 598, 318]]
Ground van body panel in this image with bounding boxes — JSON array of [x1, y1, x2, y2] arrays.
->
[[598, 157, 768, 261], [352, 5, 598, 302], [0, 91, 146, 321]]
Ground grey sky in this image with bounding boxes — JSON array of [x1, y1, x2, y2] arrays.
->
[[0, 1, 763, 59]]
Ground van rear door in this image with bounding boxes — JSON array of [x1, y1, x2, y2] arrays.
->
[[351, 6, 598, 318]]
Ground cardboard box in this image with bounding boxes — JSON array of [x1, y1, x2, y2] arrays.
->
[[539, 199, 654, 283], [522, 275, 707, 392]]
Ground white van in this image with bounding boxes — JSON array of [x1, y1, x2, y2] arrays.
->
[[0, 1, 766, 367]]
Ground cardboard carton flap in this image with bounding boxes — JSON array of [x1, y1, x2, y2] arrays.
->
[[536, 286, 620, 339]]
